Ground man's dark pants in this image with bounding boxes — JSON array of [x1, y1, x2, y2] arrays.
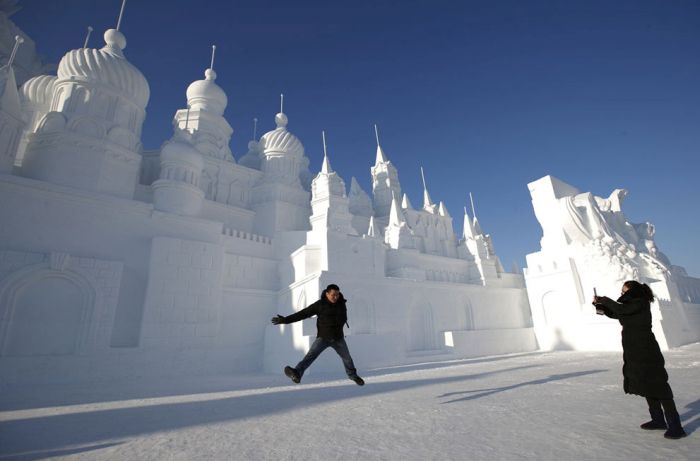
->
[[295, 337, 358, 378]]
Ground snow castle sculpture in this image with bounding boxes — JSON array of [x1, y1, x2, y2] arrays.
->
[[524, 175, 700, 351], [0, 8, 536, 382]]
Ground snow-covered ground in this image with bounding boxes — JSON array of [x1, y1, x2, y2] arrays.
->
[[1, 344, 698, 460]]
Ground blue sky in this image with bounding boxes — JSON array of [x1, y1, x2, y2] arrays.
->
[[12, 0, 700, 276]]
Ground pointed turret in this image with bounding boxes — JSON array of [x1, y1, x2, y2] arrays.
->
[[438, 201, 450, 217], [462, 207, 476, 239], [388, 192, 405, 227], [401, 193, 413, 210], [348, 176, 373, 217], [420, 167, 437, 213], [309, 131, 355, 235], [384, 191, 414, 249], [370, 124, 402, 217]]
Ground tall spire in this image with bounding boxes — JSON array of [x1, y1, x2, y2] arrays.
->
[[470, 192, 483, 234], [469, 192, 477, 220], [420, 166, 435, 212], [116, 0, 127, 31], [374, 124, 388, 165], [321, 130, 332, 174]]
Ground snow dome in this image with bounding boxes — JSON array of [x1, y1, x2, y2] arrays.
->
[[186, 68, 227, 116], [19, 74, 56, 106], [56, 29, 149, 108], [260, 111, 304, 157]]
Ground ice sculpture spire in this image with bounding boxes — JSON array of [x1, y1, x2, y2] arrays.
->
[[374, 124, 388, 165], [421, 167, 436, 213], [321, 130, 332, 174]]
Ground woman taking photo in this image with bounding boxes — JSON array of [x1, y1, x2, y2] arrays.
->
[[593, 280, 686, 439]]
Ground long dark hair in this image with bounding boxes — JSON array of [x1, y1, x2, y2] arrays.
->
[[623, 280, 655, 302]]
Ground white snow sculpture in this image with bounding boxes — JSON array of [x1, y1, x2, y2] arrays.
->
[[524, 175, 700, 351], [0, 7, 536, 383]]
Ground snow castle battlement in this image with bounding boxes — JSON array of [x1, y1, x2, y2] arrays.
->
[[0, 10, 536, 382]]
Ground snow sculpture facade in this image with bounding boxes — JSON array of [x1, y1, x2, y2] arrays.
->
[[524, 175, 700, 351], [0, 14, 535, 383]]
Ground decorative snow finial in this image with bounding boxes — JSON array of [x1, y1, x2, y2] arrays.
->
[[252, 117, 258, 140], [116, 0, 127, 31], [321, 130, 332, 174], [7, 35, 24, 69], [83, 26, 93, 48], [275, 93, 288, 128], [374, 124, 381, 147], [210, 45, 217, 70]]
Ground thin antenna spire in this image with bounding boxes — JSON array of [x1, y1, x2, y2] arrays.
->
[[7, 35, 24, 68], [280, 93, 284, 113], [116, 0, 127, 31], [374, 124, 380, 146], [322, 130, 328, 158], [210, 45, 217, 70], [252, 117, 258, 140], [83, 26, 93, 48], [420, 166, 427, 191], [469, 192, 477, 219]]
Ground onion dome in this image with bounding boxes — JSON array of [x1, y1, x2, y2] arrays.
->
[[56, 29, 149, 108], [19, 75, 57, 106], [186, 68, 227, 116], [260, 111, 304, 157]]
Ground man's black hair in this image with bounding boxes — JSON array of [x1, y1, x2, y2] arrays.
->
[[326, 284, 340, 291]]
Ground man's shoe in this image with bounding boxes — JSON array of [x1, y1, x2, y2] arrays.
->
[[640, 420, 667, 430], [350, 375, 365, 386], [284, 366, 301, 384]]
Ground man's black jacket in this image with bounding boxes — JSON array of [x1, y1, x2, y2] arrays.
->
[[280, 295, 348, 340]]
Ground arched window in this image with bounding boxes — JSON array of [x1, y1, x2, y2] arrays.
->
[[1, 268, 95, 356]]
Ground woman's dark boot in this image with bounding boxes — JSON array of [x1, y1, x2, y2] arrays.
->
[[641, 398, 667, 430], [661, 399, 687, 439]]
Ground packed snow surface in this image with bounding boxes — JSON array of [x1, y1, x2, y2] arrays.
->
[[2, 344, 699, 460]]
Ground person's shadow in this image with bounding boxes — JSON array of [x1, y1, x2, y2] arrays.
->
[[438, 369, 606, 404], [680, 398, 700, 435]]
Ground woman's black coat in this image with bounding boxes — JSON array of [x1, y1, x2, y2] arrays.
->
[[596, 291, 673, 399]]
